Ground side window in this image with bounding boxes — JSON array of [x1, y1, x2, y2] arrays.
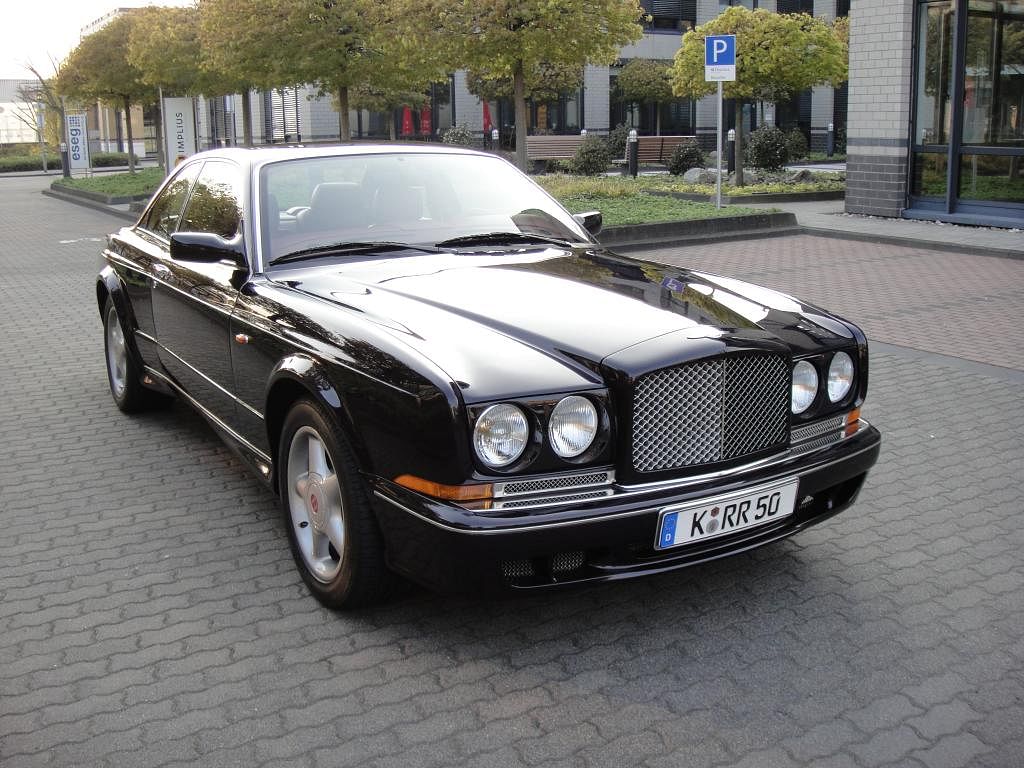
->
[[140, 162, 201, 239], [178, 161, 243, 239]]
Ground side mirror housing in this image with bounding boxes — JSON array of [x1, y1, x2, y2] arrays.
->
[[573, 210, 603, 237], [170, 231, 246, 266]]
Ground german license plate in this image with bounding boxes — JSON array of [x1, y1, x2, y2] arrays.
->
[[655, 478, 799, 550]]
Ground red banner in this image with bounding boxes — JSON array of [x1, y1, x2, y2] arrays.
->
[[401, 106, 413, 136], [483, 102, 493, 134], [420, 106, 432, 135]]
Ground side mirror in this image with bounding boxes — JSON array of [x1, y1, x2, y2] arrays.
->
[[170, 231, 246, 266], [573, 210, 603, 237]]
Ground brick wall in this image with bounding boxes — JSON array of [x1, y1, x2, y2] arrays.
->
[[844, 0, 915, 217]]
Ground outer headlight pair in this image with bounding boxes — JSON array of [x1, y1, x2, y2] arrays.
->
[[791, 351, 855, 414], [473, 396, 598, 469]]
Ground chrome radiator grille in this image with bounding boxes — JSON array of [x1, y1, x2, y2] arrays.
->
[[632, 354, 790, 472]]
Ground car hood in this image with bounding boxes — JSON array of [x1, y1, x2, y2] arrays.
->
[[272, 246, 856, 400]]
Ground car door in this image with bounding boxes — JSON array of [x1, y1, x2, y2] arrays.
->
[[110, 161, 202, 368], [151, 160, 247, 428]]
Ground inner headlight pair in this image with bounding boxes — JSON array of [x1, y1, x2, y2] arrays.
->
[[473, 396, 598, 469], [791, 351, 855, 414]]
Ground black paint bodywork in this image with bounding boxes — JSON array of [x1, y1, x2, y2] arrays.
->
[[97, 145, 880, 595]]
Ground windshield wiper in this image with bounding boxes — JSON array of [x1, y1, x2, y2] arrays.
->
[[269, 241, 442, 266], [434, 232, 574, 249]]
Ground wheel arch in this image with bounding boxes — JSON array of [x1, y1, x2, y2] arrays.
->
[[264, 355, 370, 494]]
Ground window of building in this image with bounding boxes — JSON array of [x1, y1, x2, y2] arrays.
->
[[642, 0, 696, 31], [909, 0, 1023, 221], [720, 0, 758, 8], [777, 0, 814, 13]]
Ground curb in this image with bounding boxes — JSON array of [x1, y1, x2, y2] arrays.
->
[[49, 181, 153, 205], [801, 227, 1024, 262], [600, 212, 798, 249], [648, 189, 845, 204], [42, 188, 138, 222]]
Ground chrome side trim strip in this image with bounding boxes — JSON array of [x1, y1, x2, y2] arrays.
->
[[375, 438, 879, 536], [155, 344, 264, 420], [143, 366, 272, 466]]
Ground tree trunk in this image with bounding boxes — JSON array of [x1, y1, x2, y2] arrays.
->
[[732, 100, 745, 187], [513, 61, 529, 171], [389, 114, 397, 141], [655, 103, 661, 136], [337, 86, 351, 141], [241, 90, 253, 147], [123, 95, 136, 174]]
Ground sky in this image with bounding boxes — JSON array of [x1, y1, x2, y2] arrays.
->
[[1, 0, 191, 81]]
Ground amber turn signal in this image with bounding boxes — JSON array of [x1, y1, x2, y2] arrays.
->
[[394, 474, 494, 501], [844, 408, 861, 437]]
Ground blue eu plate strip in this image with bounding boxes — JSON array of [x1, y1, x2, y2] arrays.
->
[[660, 512, 678, 548]]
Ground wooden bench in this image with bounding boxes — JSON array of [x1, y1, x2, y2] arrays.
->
[[525, 134, 586, 161], [634, 135, 698, 164]]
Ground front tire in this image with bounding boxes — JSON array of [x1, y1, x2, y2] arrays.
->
[[279, 399, 390, 608]]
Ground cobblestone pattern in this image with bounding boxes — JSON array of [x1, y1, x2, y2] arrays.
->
[[1, 178, 1022, 768], [640, 234, 1024, 372]]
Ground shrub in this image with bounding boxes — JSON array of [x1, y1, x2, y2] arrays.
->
[[667, 141, 706, 176], [606, 123, 632, 159], [0, 155, 52, 173], [569, 135, 612, 176], [784, 129, 809, 162], [91, 151, 139, 168], [834, 124, 847, 154], [440, 124, 474, 147], [744, 125, 789, 171]]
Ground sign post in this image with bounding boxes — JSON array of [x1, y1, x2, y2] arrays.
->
[[162, 97, 198, 172], [65, 113, 90, 174], [705, 34, 736, 209]]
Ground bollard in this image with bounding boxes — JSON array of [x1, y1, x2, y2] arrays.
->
[[60, 142, 70, 178], [826, 122, 835, 159], [627, 128, 638, 178], [727, 128, 736, 174]]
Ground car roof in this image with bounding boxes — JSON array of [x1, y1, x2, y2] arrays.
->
[[188, 142, 490, 171]]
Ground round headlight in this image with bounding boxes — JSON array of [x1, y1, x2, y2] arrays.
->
[[473, 404, 529, 468], [827, 351, 855, 402], [549, 396, 599, 458], [791, 360, 818, 414]]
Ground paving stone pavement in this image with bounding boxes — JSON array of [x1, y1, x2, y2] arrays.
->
[[1, 175, 1022, 768]]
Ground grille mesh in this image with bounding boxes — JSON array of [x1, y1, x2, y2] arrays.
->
[[632, 354, 789, 472], [500, 472, 610, 497]]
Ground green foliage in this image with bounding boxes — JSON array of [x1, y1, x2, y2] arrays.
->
[[435, 0, 645, 169], [536, 172, 843, 200], [466, 63, 583, 104], [671, 8, 848, 102], [616, 59, 673, 106], [0, 156, 54, 173], [606, 123, 631, 159], [440, 124, 475, 146], [783, 129, 809, 162], [569, 135, 613, 176], [91, 152, 140, 168], [745, 125, 789, 171], [667, 141, 706, 176], [53, 167, 165, 196], [57, 13, 155, 106]]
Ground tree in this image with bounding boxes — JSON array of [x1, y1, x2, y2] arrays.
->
[[615, 59, 673, 135], [198, 0, 296, 145], [466, 61, 583, 105], [57, 11, 156, 173], [432, 0, 644, 170], [348, 84, 429, 140], [671, 8, 847, 185]]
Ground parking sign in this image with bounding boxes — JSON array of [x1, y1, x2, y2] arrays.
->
[[705, 35, 737, 82]]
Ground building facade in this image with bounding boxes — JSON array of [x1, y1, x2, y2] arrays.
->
[[846, 0, 1022, 226]]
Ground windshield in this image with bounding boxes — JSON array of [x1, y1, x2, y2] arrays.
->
[[258, 152, 591, 266]]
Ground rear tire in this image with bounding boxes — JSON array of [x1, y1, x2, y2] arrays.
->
[[279, 399, 390, 608], [103, 297, 163, 412]]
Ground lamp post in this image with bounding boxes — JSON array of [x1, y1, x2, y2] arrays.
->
[[491, 128, 499, 151], [727, 128, 736, 174], [627, 128, 638, 178], [826, 122, 835, 159]]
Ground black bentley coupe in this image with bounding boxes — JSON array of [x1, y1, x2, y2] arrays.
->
[[97, 144, 880, 608]]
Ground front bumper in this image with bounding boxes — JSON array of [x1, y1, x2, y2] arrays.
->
[[369, 421, 881, 594]]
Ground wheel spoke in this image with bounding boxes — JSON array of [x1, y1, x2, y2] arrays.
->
[[322, 474, 345, 554], [309, 434, 329, 476]]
